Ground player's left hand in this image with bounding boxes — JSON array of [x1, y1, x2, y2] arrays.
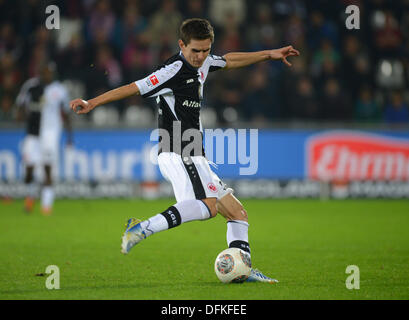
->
[[70, 99, 95, 114], [269, 45, 300, 67]]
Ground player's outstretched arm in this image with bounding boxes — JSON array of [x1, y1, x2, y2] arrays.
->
[[223, 45, 300, 69], [70, 82, 140, 114]]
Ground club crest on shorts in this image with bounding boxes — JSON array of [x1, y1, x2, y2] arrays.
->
[[207, 183, 217, 193]]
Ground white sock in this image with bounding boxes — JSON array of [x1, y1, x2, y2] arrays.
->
[[227, 220, 251, 254], [140, 214, 168, 236], [41, 186, 54, 209], [140, 199, 211, 237]]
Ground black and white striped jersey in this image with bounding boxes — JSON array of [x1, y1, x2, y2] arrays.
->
[[135, 52, 226, 156], [15, 78, 43, 136], [16, 78, 70, 136]]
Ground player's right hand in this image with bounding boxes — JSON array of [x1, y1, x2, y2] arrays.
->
[[70, 99, 94, 114]]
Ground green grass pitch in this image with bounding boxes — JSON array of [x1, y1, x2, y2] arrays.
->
[[0, 198, 408, 300]]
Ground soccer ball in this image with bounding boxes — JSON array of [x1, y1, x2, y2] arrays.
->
[[214, 248, 251, 283]]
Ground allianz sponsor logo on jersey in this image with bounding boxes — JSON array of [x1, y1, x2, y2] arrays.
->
[[182, 99, 201, 108], [306, 131, 409, 181]]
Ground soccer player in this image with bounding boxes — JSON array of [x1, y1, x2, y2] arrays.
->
[[16, 62, 72, 215], [70, 18, 299, 282]]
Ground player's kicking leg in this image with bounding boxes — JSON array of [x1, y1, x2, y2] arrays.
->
[[122, 154, 216, 254], [121, 218, 146, 254], [121, 199, 214, 254], [217, 192, 279, 284]]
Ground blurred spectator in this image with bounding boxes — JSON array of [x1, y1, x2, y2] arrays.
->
[[18, 0, 46, 37], [27, 44, 49, 78], [181, 0, 207, 19], [208, 69, 244, 125], [383, 91, 409, 123], [283, 14, 306, 49], [117, 2, 147, 50], [0, 0, 19, 29], [87, 0, 117, 45], [215, 21, 242, 54], [320, 78, 352, 120], [401, 10, 409, 43], [311, 39, 341, 79], [0, 23, 22, 57], [307, 10, 339, 51], [62, 0, 84, 18], [0, 94, 13, 121], [57, 34, 87, 80], [95, 46, 122, 88], [122, 33, 153, 73], [26, 26, 56, 78], [85, 45, 122, 102], [0, 53, 21, 97], [245, 3, 280, 51], [209, 0, 246, 29], [272, 0, 307, 19], [354, 86, 381, 122], [241, 65, 276, 122], [283, 55, 308, 82], [373, 10, 403, 58], [342, 35, 373, 100], [158, 45, 174, 63], [147, 0, 182, 52], [288, 76, 319, 120]]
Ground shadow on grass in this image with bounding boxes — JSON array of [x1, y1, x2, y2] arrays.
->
[[0, 280, 235, 297]]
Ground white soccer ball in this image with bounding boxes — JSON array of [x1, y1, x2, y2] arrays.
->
[[214, 248, 251, 283]]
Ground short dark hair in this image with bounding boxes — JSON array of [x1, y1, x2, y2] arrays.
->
[[179, 18, 214, 45]]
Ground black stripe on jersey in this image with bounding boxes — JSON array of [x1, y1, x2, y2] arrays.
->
[[29, 84, 45, 102], [158, 95, 178, 121], [141, 83, 171, 99], [26, 111, 41, 136], [209, 65, 225, 72], [157, 96, 178, 154], [24, 83, 45, 135], [160, 206, 182, 229], [182, 156, 206, 200], [209, 55, 226, 72]]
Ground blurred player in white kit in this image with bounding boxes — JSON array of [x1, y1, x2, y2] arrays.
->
[[16, 62, 72, 215]]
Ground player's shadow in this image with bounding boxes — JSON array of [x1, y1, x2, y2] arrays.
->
[[0, 281, 225, 297]]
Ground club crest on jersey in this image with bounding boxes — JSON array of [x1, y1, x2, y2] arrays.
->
[[207, 183, 217, 193], [182, 100, 201, 108], [149, 75, 159, 86]]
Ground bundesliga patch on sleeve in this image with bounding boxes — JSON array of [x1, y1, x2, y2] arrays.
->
[[149, 75, 159, 86]]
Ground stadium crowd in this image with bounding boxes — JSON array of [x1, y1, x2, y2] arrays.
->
[[0, 0, 408, 126]]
